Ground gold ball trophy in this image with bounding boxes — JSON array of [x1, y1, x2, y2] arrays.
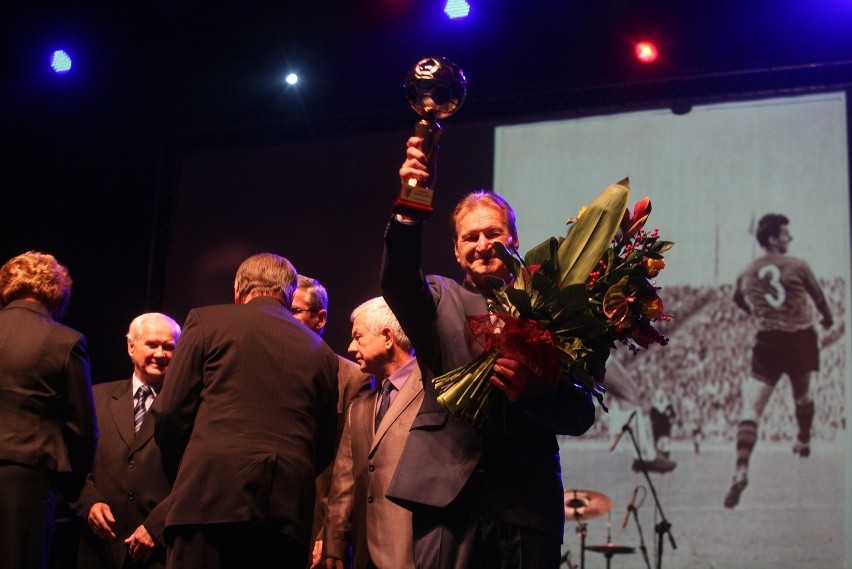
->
[[393, 56, 467, 219]]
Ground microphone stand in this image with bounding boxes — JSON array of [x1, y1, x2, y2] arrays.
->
[[624, 423, 677, 569], [574, 519, 588, 569], [627, 495, 652, 569]]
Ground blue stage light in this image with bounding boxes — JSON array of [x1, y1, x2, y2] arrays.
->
[[444, 0, 470, 19], [50, 50, 72, 74]]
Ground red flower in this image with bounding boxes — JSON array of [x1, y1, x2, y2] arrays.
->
[[620, 197, 653, 239]]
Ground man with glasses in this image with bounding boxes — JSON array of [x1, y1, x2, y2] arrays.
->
[[291, 275, 372, 568]]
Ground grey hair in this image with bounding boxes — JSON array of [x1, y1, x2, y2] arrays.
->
[[350, 297, 412, 355], [127, 313, 182, 344], [296, 275, 329, 310], [233, 253, 297, 305]]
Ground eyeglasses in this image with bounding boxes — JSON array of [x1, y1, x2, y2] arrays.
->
[[289, 306, 321, 315]]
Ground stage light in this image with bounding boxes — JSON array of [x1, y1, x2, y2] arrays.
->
[[285, 73, 298, 85], [444, 0, 470, 19], [50, 50, 72, 74], [634, 41, 658, 64]]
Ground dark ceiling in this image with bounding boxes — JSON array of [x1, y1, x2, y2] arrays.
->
[[5, 0, 852, 141]]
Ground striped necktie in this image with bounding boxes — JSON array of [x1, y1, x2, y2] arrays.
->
[[375, 379, 394, 430], [134, 385, 153, 433]]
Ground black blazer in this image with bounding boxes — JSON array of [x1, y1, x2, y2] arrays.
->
[[0, 299, 98, 499], [153, 296, 339, 546], [75, 379, 171, 569]]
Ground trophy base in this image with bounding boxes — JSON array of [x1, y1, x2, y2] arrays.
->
[[393, 184, 434, 219]]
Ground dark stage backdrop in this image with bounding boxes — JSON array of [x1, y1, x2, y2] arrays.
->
[[162, 122, 495, 355], [164, 92, 851, 568]]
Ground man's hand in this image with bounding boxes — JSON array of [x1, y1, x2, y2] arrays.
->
[[308, 540, 324, 569], [399, 136, 429, 185], [124, 524, 158, 563], [491, 357, 557, 402], [322, 558, 345, 569], [87, 502, 117, 540]]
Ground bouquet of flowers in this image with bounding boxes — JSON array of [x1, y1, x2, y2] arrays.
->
[[433, 178, 673, 425]]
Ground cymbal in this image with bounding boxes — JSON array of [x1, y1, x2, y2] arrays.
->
[[585, 544, 636, 555], [563, 489, 612, 520]]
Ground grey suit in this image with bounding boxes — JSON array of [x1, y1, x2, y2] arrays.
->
[[75, 379, 171, 569], [324, 360, 422, 569]]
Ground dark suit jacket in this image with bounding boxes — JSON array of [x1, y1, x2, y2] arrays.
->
[[312, 356, 372, 541], [153, 296, 339, 547], [381, 217, 596, 536], [324, 361, 422, 569], [75, 379, 171, 569], [0, 299, 98, 498]]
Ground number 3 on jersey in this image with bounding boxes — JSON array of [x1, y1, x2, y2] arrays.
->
[[757, 264, 785, 309]]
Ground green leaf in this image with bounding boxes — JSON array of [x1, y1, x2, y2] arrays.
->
[[650, 240, 675, 253], [557, 178, 631, 287], [492, 242, 522, 280], [504, 287, 534, 317], [523, 236, 562, 266], [547, 284, 589, 325]]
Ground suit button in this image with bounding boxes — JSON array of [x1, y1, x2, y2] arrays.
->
[[127, 459, 136, 468], [368, 464, 375, 472], [367, 496, 374, 504], [128, 492, 135, 501]]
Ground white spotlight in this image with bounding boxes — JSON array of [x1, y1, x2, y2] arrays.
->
[[285, 73, 299, 85]]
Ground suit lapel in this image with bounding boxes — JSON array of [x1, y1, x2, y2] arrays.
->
[[371, 367, 422, 452], [109, 379, 136, 449]]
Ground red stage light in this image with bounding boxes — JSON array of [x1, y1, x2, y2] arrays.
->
[[634, 41, 659, 64]]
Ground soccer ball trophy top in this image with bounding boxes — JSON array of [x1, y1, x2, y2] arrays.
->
[[394, 57, 467, 219]]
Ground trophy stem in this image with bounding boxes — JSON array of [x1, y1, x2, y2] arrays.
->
[[415, 118, 442, 160], [394, 119, 442, 219]]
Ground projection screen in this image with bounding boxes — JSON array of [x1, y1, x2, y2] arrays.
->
[[495, 92, 850, 569]]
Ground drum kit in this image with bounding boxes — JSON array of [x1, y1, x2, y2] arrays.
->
[[563, 489, 636, 569]]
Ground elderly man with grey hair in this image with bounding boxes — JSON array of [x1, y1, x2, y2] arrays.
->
[[154, 253, 339, 569], [321, 297, 422, 569], [75, 312, 181, 569]]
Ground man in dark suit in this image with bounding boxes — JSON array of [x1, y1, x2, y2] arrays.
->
[[321, 296, 422, 569], [75, 312, 182, 569], [0, 251, 99, 569], [153, 253, 339, 569], [290, 275, 371, 567], [380, 139, 596, 568]]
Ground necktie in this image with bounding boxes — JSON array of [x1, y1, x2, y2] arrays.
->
[[375, 379, 394, 430], [134, 385, 152, 433]]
